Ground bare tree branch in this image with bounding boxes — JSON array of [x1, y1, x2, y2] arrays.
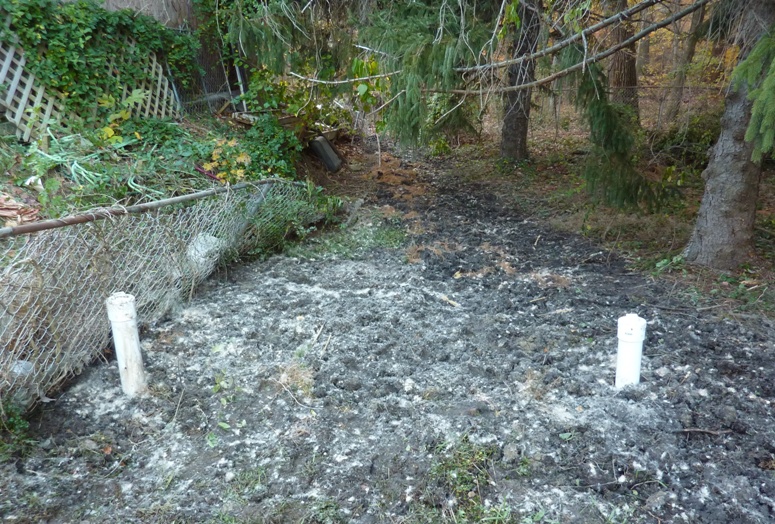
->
[[456, 0, 666, 73], [288, 71, 400, 85], [444, 0, 710, 95]]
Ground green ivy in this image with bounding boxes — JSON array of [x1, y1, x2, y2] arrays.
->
[[0, 0, 198, 119]]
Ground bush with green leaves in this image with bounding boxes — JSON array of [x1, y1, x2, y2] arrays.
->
[[0, 402, 34, 463], [238, 67, 349, 133], [201, 114, 302, 184], [651, 110, 723, 171]]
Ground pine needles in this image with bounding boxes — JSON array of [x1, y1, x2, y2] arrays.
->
[[734, 28, 775, 163], [560, 45, 665, 210]]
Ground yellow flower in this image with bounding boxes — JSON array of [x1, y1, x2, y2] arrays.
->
[[227, 139, 238, 147], [203, 162, 217, 171], [216, 172, 227, 181], [215, 138, 227, 146], [211, 148, 222, 161], [231, 169, 245, 179], [235, 152, 251, 165]]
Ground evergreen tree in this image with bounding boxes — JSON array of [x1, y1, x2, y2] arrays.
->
[[734, 29, 775, 163], [199, 0, 711, 210], [683, 0, 775, 269]]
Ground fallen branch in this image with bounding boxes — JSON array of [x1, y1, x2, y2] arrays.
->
[[321, 334, 333, 355], [289, 71, 399, 85], [420, 288, 462, 307], [270, 378, 313, 408], [675, 428, 733, 436]]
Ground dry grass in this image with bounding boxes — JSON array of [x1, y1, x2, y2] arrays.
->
[[276, 362, 314, 398]]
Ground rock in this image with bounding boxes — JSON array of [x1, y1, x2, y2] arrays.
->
[[646, 490, 669, 510], [502, 443, 521, 464], [717, 405, 737, 425]]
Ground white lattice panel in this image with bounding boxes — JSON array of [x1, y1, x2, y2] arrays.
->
[[0, 42, 66, 141], [122, 39, 181, 120], [0, 23, 181, 141]]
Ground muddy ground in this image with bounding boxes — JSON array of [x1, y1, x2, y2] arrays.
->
[[3, 145, 775, 523]]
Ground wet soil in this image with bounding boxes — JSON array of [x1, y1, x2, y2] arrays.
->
[[3, 144, 775, 523]]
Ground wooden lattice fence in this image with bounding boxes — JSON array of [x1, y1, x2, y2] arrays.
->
[[0, 40, 69, 141], [0, 21, 181, 141]]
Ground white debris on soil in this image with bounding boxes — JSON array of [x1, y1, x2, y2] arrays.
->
[[3, 160, 775, 524]]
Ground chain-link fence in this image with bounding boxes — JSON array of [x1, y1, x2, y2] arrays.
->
[[174, 34, 248, 115], [0, 179, 320, 410]]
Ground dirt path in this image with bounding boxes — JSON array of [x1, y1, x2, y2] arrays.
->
[[3, 148, 775, 523]]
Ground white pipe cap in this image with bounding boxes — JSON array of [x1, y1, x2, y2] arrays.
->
[[105, 292, 137, 323], [618, 313, 647, 342]]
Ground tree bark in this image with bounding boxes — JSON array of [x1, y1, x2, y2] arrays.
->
[[501, 0, 542, 160], [663, 3, 704, 124], [683, 0, 775, 270], [635, 20, 650, 75], [607, 0, 640, 121], [682, 85, 760, 269]]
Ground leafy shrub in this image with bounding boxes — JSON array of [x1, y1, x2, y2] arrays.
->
[[651, 110, 723, 170], [239, 68, 348, 132], [201, 114, 302, 183], [0, 403, 33, 462]]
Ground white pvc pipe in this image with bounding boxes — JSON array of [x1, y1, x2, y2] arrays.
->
[[105, 292, 148, 397], [615, 313, 647, 388]]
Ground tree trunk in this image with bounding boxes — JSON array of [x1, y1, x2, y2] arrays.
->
[[663, 4, 704, 124], [682, 84, 760, 269], [683, 0, 775, 270], [501, 0, 541, 160], [635, 27, 650, 75], [607, 0, 639, 121]]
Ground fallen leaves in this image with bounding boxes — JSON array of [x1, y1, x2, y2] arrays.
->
[[0, 193, 39, 226]]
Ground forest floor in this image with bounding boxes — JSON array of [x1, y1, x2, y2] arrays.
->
[[3, 137, 775, 523]]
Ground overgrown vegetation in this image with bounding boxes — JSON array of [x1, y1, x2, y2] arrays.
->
[[650, 110, 723, 173], [246, 182, 344, 258], [0, 402, 34, 462], [1, 0, 199, 118], [3, 115, 300, 218], [405, 436, 518, 523]]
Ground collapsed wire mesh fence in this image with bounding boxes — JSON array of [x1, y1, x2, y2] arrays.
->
[[0, 179, 321, 411]]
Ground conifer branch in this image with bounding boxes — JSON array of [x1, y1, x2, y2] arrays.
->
[[367, 90, 407, 116], [456, 0, 665, 73], [288, 71, 400, 85], [445, 0, 710, 95], [354, 44, 395, 58]]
